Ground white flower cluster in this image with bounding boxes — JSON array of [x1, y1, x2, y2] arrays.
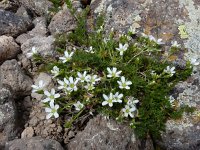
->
[[122, 97, 139, 118], [51, 65, 101, 111], [31, 81, 60, 119], [102, 67, 138, 118], [163, 66, 176, 77]]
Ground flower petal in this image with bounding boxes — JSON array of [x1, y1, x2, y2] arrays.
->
[[102, 101, 108, 106], [46, 113, 52, 119]]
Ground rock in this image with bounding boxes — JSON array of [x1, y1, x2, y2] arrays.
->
[[0, 59, 33, 97], [157, 73, 200, 150], [68, 115, 154, 150], [5, 137, 64, 150], [17, 54, 32, 70], [15, 0, 53, 16], [16, 17, 47, 44], [16, 17, 48, 45], [31, 72, 54, 100], [0, 35, 20, 64], [0, 9, 33, 37], [15, 33, 33, 45], [21, 36, 55, 59], [15, 6, 31, 19], [0, 86, 17, 147], [28, 17, 48, 38], [21, 127, 34, 138], [0, 0, 18, 12], [48, 6, 76, 35]]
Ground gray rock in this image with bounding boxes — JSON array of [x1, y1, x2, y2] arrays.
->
[[68, 115, 154, 150], [48, 6, 76, 35], [16, 17, 47, 43], [0, 9, 33, 37], [21, 127, 34, 138], [5, 137, 64, 150], [15, 0, 53, 16], [28, 17, 48, 37], [15, 33, 33, 45], [0, 86, 17, 147], [21, 36, 55, 59], [17, 54, 32, 70], [0, 59, 33, 97], [0, 35, 20, 64], [0, 85, 12, 105], [16, 17, 48, 45], [158, 73, 200, 150], [15, 6, 30, 19]]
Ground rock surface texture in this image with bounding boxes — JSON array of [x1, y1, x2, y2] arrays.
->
[[68, 115, 154, 150], [5, 136, 64, 150], [14, 0, 53, 16], [0, 9, 33, 37], [0, 35, 20, 64], [0, 86, 17, 148], [0, 59, 32, 97], [48, 6, 76, 35], [21, 36, 55, 59]]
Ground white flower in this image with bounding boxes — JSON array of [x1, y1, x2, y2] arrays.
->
[[148, 35, 164, 45], [190, 58, 199, 66], [97, 26, 103, 33], [51, 66, 60, 78], [164, 66, 176, 77], [113, 92, 123, 103], [66, 77, 79, 92], [85, 46, 94, 53], [45, 102, 59, 119], [116, 43, 129, 56], [107, 67, 122, 78], [169, 95, 175, 105], [171, 41, 180, 47], [31, 80, 45, 93], [77, 71, 88, 82], [73, 101, 84, 111], [117, 76, 132, 89], [122, 105, 136, 118], [150, 70, 156, 76], [141, 33, 148, 38], [59, 51, 74, 63], [57, 78, 69, 90], [27, 47, 37, 58], [127, 97, 139, 107], [103, 38, 109, 44], [84, 83, 95, 91], [129, 26, 136, 34], [102, 93, 115, 107], [42, 88, 60, 103], [86, 75, 101, 84]]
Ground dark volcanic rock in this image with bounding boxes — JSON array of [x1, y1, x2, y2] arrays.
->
[[5, 136, 64, 150], [68, 115, 154, 150], [0, 9, 33, 37], [14, 0, 53, 16], [0, 86, 17, 148]]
